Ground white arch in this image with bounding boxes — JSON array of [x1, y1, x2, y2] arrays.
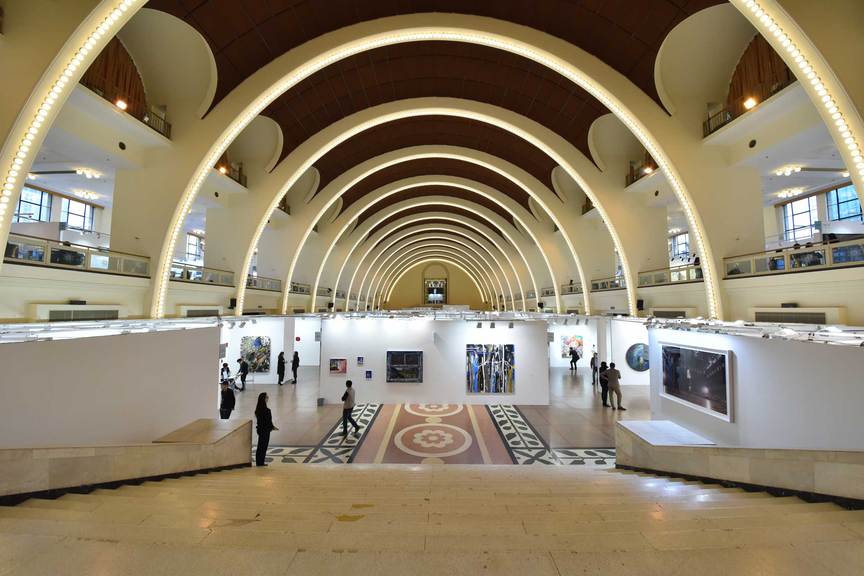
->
[[380, 256, 486, 307]]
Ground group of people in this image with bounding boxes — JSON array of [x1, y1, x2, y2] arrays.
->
[[218, 350, 302, 421], [588, 354, 626, 411]]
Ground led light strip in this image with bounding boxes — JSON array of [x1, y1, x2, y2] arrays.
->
[[0, 0, 141, 245], [734, 0, 864, 200]]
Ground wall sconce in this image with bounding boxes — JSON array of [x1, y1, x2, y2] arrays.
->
[[743, 97, 758, 110], [218, 165, 228, 175], [642, 166, 654, 175], [115, 98, 128, 111]]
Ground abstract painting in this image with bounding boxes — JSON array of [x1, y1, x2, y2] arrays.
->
[[661, 344, 731, 421], [559, 335, 584, 359], [466, 344, 515, 394], [357, 356, 364, 366], [329, 358, 347, 375], [626, 343, 649, 372], [365, 370, 373, 380], [240, 336, 271, 373], [386, 351, 423, 382]]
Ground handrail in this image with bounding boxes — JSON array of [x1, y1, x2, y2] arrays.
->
[[289, 282, 311, 295], [638, 264, 704, 287], [703, 77, 796, 137], [245, 275, 281, 292], [540, 287, 556, 297], [4, 233, 150, 277], [316, 286, 333, 297], [7, 231, 143, 258], [216, 164, 247, 187], [724, 237, 864, 279], [170, 261, 234, 287], [560, 283, 583, 295], [591, 274, 627, 291]]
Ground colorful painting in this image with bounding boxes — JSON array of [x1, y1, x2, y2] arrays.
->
[[386, 351, 423, 383], [661, 344, 731, 421], [559, 335, 584, 359], [329, 358, 347, 375], [626, 343, 649, 372], [240, 336, 271, 373], [466, 344, 515, 394]]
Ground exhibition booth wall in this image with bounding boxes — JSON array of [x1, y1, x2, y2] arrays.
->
[[318, 318, 550, 405], [648, 327, 864, 451], [609, 319, 650, 386], [547, 317, 598, 370], [0, 327, 217, 448]]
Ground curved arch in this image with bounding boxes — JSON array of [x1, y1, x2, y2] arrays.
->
[[350, 226, 518, 311], [307, 174, 565, 313], [381, 254, 485, 309], [367, 241, 504, 311]]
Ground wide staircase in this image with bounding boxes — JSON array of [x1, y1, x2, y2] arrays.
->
[[1, 465, 862, 575]]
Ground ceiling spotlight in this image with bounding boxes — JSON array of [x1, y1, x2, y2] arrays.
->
[[842, 170, 850, 178], [743, 97, 758, 110], [239, 321, 246, 328], [75, 168, 101, 180], [774, 165, 802, 177], [476, 322, 482, 329], [508, 322, 514, 329], [114, 98, 128, 111], [490, 322, 496, 329], [72, 188, 98, 200]]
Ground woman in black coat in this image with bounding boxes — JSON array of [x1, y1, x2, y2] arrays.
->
[[254, 392, 277, 466], [291, 351, 300, 384], [277, 351, 286, 385]]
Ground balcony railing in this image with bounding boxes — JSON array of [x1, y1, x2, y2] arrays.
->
[[591, 275, 627, 291], [638, 264, 704, 287], [540, 287, 556, 298], [335, 290, 346, 299], [526, 290, 536, 299], [703, 77, 796, 137], [170, 262, 234, 287], [79, 76, 172, 138], [724, 238, 864, 279], [561, 283, 583, 295], [246, 275, 281, 292], [216, 164, 247, 187], [289, 282, 311, 295], [4, 233, 150, 277], [625, 160, 658, 187], [316, 286, 333, 297]]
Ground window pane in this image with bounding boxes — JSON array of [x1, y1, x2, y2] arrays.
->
[[839, 201, 861, 219], [837, 185, 857, 202], [20, 188, 42, 204]]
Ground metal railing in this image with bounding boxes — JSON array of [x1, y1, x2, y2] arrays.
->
[[316, 286, 332, 297], [335, 290, 346, 299], [724, 238, 864, 279], [638, 264, 704, 287], [79, 76, 172, 138], [170, 262, 234, 286], [591, 275, 627, 291], [4, 233, 150, 277], [703, 76, 796, 137], [560, 283, 583, 295], [625, 160, 658, 187], [246, 275, 281, 292], [217, 164, 247, 187], [526, 290, 536, 299], [540, 287, 556, 297], [289, 282, 311, 295]]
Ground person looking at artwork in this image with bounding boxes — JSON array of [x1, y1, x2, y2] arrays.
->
[[606, 362, 626, 411], [219, 381, 235, 420], [590, 352, 599, 387], [291, 351, 300, 384], [236, 358, 249, 391], [569, 347, 580, 372], [599, 361, 610, 407], [254, 392, 277, 466], [277, 351, 286, 385], [341, 380, 360, 437]]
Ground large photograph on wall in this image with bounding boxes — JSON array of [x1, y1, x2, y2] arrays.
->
[[240, 336, 271, 373], [559, 335, 584, 359], [466, 344, 515, 394], [386, 351, 423, 383], [661, 344, 731, 421]]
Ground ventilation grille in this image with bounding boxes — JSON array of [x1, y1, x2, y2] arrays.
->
[[47, 309, 119, 322], [754, 311, 827, 324], [185, 309, 220, 318]]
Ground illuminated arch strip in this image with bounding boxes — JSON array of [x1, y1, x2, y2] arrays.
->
[[367, 242, 503, 310], [354, 217, 525, 311], [309, 177, 560, 313], [351, 227, 517, 311], [381, 254, 486, 308]]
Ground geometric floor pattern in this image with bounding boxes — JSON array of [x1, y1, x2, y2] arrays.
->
[[260, 403, 615, 466]]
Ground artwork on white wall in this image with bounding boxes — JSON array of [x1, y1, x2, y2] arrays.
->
[[626, 343, 649, 372], [240, 336, 271, 373], [559, 335, 584, 358], [661, 344, 732, 421], [329, 358, 347, 375], [386, 351, 423, 382], [466, 344, 515, 394]]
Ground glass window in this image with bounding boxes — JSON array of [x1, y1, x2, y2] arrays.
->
[[826, 185, 862, 222], [185, 233, 204, 262], [60, 198, 94, 231], [783, 196, 818, 241], [668, 232, 690, 260], [13, 187, 52, 223], [248, 249, 258, 277]]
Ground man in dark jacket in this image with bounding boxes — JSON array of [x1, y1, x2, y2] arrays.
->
[[236, 358, 249, 391], [219, 381, 235, 419]]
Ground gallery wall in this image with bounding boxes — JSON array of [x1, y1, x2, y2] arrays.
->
[[221, 317, 288, 385], [547, 317, 598, 369], [648, 327, 864, 451], [609, 318, 650, 385], [318, 318, 550, 405], [0, 327, 218, 448], [292, 317, 321, 366]]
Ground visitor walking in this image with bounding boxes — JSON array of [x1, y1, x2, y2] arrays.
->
[[590, 352, 598, 387], [599, 361, 610, 407], [569, 347, 580, 372], [220, 362, 231, 384], [219, 381, 235, 420], [607, 362, 626, 411], [254, 392, 278, 466], [277, 351, 286, 385], [291, 351, 300, 384], [236, 357, 249, 391], [341, 380, 360, 437]]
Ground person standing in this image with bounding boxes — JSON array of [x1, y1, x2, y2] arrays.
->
[[599, 361, 610, 407], [341, 380, 360, 437], [277, 352, 286, 385], [291, 351, 300, 384], [236, 357, 249, 391], [220, 362, 231, 384], [219, 381, 235, 420], [607, 362, 626, 411], [590, 352, 599, 387], [569, 347, 580, 372], [254, 392, 278, 466]]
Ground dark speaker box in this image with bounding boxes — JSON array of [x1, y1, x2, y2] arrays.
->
[[637, 299, 644, 311], [228, 297, 237, 309]]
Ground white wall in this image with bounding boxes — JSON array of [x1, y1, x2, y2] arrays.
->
[[318, 318, 549, 405], [547, 316, 598, 369], [648, 327, 864, 451], [220, 317, 290, 384], [609, 318, 650, 385], [292, 316, 321, 366], [0, 327, 217, 448]]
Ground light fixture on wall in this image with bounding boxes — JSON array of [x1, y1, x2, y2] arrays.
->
[[776, 187, 805, 199], [743, 97, 758, 110], [642, 166, 654, 175], [114, 98, 128, 111], [773, 165, 803, 177], [217, 165, 228, 175]]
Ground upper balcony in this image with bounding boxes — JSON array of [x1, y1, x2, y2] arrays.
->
[[4, 233, 150, 278], [79, 75, 171, 140], [724, 237, 864, 279]]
